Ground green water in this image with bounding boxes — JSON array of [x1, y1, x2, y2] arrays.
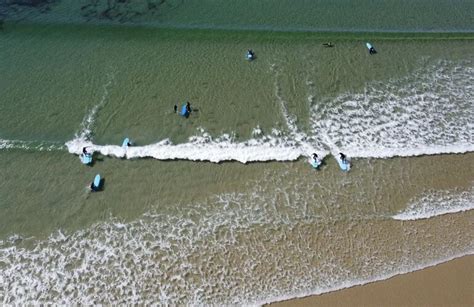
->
[[4, 0, 474, 32], [2, 23, 473, 145]]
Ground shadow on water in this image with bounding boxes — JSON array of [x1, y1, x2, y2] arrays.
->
[[0, 0, 183, 23], [80, 0, 181, 23]]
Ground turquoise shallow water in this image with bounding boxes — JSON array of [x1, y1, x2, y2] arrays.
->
[[0, 0, 474, 304]]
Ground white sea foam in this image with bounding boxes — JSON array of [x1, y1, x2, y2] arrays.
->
[[64, 61, 473, 163], [75, 72, 115, 142], [392, 187, 474, 220], [1, 181, 472, 305], [1, 167, 472, 304], [0, 138, 65, 152], [310, 61, 474, 158], [65, 131, 327, 163]]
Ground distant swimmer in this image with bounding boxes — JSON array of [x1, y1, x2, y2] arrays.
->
[[366, 42, 377, 55], [246, 49, 255, 61], [322, 42, 334, 48]]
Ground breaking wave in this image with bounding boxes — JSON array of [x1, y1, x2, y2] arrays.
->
[[65, 60, 473, 162]]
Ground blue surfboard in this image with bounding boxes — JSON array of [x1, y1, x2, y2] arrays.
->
[[80, 153, 92, 165], [180, 104, 189, 117], [309, 158, 322, 169], [337, 157, 351, 172], [90, 174, 101, 191], [122, 138, 130, 148], [93, 174, 101, 187]]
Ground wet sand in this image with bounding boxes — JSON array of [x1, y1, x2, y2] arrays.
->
[[270, 255, 474, 307]]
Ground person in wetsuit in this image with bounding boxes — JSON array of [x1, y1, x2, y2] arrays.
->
[[339, 152, 347, 164]]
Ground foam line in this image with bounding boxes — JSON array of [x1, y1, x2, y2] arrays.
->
[[256, 251, 474, 306], [0, 138, 65, 152], [76, 73, 115, 141], [66, 133, 328, 163], [392, 187, 474, 220]]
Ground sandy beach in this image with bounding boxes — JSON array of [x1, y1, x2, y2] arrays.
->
[[271, 255, 474, 307]]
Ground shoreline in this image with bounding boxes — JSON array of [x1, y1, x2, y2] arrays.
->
[[268, 254, 474, 307]]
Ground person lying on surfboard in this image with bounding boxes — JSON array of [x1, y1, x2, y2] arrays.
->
[[339, 152, 347, 164]]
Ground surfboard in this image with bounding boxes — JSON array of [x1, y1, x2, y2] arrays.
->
[[309, 158, 322, 169], [366, 42, 373, 50], [122, 138, 130, 148], [337, 157, 351, 172], [180, 104, 189, 117], [80, 153, 92, 165], [92, 174, 101, 190]]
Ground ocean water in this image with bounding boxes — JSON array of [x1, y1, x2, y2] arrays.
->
[[1, 0, 473, 304]]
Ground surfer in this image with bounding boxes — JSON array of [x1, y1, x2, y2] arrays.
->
[[246, 49, 255, 60], [322, 42, 334, 48], [312, 153, 319, 161], [369, 46, 376, 54], [186, 101, 191, 114], [174, 104, 178, 113], [339, 152, 347, 164], [82, 147, 88, 155]]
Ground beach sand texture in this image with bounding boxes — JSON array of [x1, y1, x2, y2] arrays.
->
[[272, 255, 474, 307]]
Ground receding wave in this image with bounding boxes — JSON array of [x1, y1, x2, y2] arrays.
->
[[392, 186, 474, 221], [66, 60, 473, 163], [1, 168, 473, 304]]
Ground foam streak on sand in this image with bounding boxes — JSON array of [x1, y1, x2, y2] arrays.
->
[[392, 187, 474, 220]]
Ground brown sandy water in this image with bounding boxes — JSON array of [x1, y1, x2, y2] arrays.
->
[[1, 150, 472, 304]]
